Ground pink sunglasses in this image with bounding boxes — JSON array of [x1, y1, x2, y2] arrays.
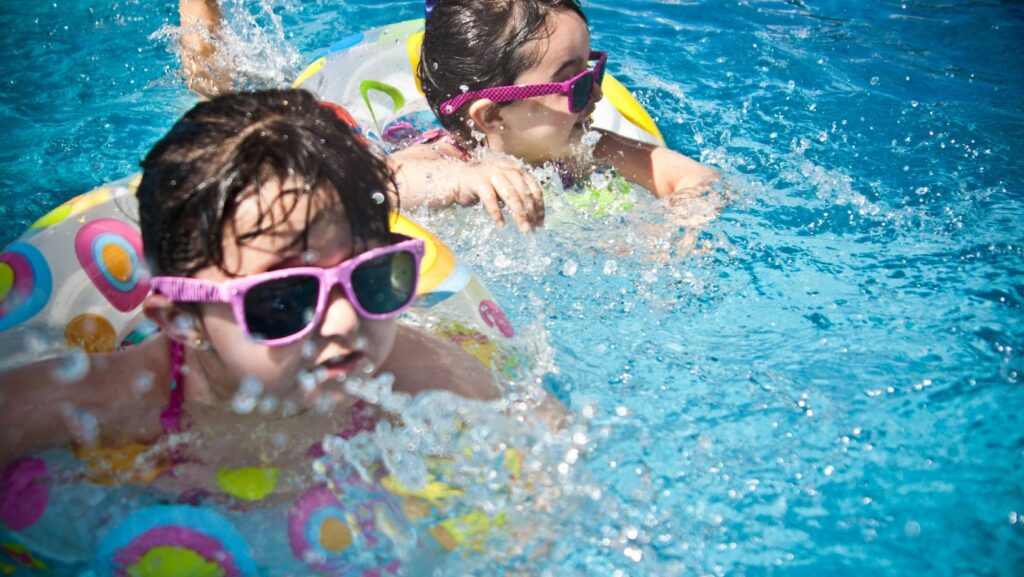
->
[[150, 235, 425, 347], [439, 51, 608, 116]]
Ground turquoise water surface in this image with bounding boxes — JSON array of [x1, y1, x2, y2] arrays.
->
[[1, 1, 1022, 575]]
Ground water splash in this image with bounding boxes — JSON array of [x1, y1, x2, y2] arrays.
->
[[151, 0, 302, 92]]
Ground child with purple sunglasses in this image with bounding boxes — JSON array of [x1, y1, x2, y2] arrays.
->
[[0, 90, 498, 479], [391, 0, 721, 232]]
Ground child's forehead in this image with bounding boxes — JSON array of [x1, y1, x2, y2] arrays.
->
[[519, 10, 591, 76], [229, 176, 348, 250]]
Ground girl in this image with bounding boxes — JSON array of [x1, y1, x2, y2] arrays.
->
[[391, 0, 721, 232], [0, 89, 497, 488], [176, 1, 718, 233]]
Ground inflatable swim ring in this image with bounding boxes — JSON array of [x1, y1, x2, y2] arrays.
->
[[292, 18, 666, 148]]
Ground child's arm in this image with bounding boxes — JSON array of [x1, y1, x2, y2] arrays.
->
[[593, 128, 720, 199], [0, 338, 170, 463], [389, 145, 545, 233], [384, 324, 501, 401], [179, 0, 230, 99]]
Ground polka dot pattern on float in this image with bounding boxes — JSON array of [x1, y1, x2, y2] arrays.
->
[[74, 218, 149, 312], [115, 527, 237, 577], [287, 484, 404, 575], [0, 243, 52, 332], [0, 458, 50, 532], [28, 188, 112, 231], [479, 299, 514, 338], [64, 313, 118, 354], [97, 506, 255, 577]]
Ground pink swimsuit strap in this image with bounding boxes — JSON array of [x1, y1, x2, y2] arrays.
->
[[412, 128, 472, 161], [160, 340, 186, 435]]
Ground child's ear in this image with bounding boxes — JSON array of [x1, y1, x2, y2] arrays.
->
[[143, 294, 204, 347], [467, 98, 504, 133]]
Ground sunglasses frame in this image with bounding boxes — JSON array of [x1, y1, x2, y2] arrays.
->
[[150, 235, 425, 347], [439, 51, 607, 116]]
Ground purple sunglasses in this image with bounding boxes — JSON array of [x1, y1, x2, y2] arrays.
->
[[150, 235, 425, 347], [439, 51, 608, 116]]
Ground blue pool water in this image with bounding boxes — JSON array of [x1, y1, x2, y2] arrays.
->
[[2, 0, 1023, 575]]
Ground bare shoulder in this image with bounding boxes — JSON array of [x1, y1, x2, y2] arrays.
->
[[383, 324, 499, 401], [0, 335, 172, 461]]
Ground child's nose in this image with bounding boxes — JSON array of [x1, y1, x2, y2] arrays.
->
[[318, 285, 361, 339]]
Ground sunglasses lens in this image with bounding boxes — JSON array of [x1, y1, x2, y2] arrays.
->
[[571, 73, 593, 112], [244, 275, 320, 341], [351, 250, 418, 315]]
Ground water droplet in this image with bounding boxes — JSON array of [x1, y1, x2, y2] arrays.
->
[[53, 350, 90, 384], [581, 129, 601, 147], [603, 260, 618, 275], [298, 370, 317, 393], [301, 249, 320, 264], [133, 371, 155, 395], [301, 341, 318, 360], [904, 520, 921, 537], [61, 403, 99, 445], [258, 395, 279, 414], [232, 376, 263, 414], [870, 76, 880, 86], [562, 259, 578, 277]]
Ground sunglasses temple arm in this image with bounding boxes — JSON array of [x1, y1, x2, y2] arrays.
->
[[151, 277, 230, 303]]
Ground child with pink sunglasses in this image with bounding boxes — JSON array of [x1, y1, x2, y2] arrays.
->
[[0, 90, 498, 481], [391, 0, 721, 232]]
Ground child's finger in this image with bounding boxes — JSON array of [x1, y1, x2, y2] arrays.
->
[[491, 175, 532, 233], [518, 170, 545, 226], [475, 185, 506, 227]]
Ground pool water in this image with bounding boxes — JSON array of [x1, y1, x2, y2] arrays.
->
[[2, 0, 1023, 575]]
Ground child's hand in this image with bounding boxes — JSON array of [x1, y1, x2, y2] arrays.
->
[[447, 158, 545, 232]]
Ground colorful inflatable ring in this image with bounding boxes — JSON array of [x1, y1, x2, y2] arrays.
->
[[293, 19, 666, 146]]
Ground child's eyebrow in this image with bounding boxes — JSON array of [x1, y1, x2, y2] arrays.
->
[[553, 57, 585, 79]]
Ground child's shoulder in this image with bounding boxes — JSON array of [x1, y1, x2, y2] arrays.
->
[[384, 324, 499, 401]]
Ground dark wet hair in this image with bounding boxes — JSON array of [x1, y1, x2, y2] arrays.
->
[[418, 0, 587, 140], [137, 88, 395, 277]]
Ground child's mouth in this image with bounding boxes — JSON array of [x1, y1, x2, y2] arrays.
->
[[317, 351, 365, 381]]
